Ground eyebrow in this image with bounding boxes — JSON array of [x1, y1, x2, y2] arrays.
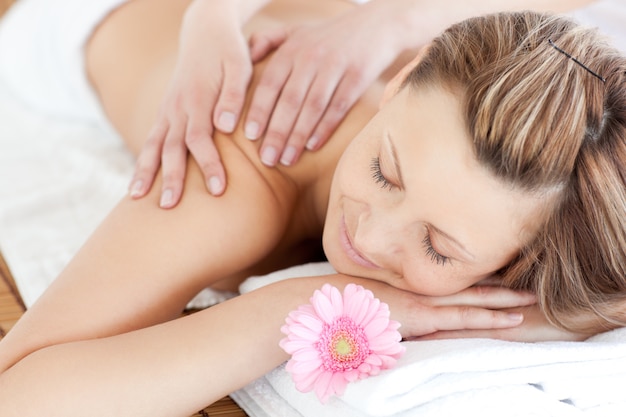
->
[[429, 225, 476, 261], [384, 131, 405, 189]]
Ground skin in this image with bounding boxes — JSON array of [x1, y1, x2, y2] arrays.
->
[[0, 0, 585, 415]]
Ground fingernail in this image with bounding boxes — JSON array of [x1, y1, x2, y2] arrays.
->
[[130, 180, 143, 198], [306, 135, 319, 151], [218, 112, 236, 132], [160, 189, 173, 208], [261, 146, 278, 166], [507, 313, 523, 322], [280, 146, 297, 166], [208, 176, 223, 195], [245, 121, 259, 140]]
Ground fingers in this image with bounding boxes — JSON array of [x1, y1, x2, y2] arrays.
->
[[423, 285, 537, 309], [185, 114, 226, 198], [259, 66, 332, 166], [247, 61, 364, 167], [213, 56, 253, 134], [130, 122, 168, 199], [159, 118, 188, 208], [244, 54, 291, 144], [257, 63, 317, 166], [303, 68, 367, 152], [402, 305, 525, 340], [130, 103, 228, 209]]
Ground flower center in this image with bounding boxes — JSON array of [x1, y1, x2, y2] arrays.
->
[[335, 336, 352, 356], [317, 316, 370, 372]]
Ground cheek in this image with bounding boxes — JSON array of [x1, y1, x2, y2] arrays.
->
[[401, 261, 491, 296]]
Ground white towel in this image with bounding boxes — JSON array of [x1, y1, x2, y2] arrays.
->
[[232, 262, 626, 417]]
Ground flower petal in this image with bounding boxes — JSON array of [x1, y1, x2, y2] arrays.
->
[[363, 314, 392, 339], [292, 347, 322, 362], [314, 370, 334, 403], [312, 288, 336, 324], [293, 312, 324, 334], [359, 297, 381, 327], [330, 372, 349, 398], [288, 323, 322, 341], [294, 367, 324, 392]]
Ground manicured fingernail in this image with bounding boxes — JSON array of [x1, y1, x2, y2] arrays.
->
[[130, 180, 143, 198], [261, 146, 278, 166], [160, 189, 173, 208], [208, 176, 223, 195], [306, 135, 319, 151], [245, 121, 259, 140], [507, 313, 523, 322], [280, 146, 297, 166], [218, 112, 236, 132]]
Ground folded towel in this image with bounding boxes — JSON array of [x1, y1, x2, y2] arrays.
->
[[233, 262, 626, 417]]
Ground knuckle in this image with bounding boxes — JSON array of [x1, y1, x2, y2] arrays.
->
[[258, 74, 284, 91], [459, 306, 474, 322], [161, 169, 184, 184], [220, 87, 246, 105], [199, 160, 222, 177], [473, 285, 490, 297], [162, 138, 183, 153], [289, 131, 307, 146], [329, 97, 351, 114], [281, 91, 303, 108], [306, 95, 328, 114], [265, 129, 288, 146], [184, 130, 209, 147]]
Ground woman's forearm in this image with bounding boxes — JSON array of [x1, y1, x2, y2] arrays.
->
[[0, 276, 378, 417], [0, 277, 338, 417]]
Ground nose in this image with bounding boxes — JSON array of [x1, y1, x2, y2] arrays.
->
[[352, 210, 402, 267]]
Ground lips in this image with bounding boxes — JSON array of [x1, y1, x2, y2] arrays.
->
[[339, 216, 380, 269]]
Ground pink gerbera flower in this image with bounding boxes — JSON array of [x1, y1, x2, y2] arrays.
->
[[279, 283, 405, 403]]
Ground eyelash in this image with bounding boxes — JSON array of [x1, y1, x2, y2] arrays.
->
[[422, 234, 451, 266], [371, 156, 449, 266], [370, 157, 395, 190]]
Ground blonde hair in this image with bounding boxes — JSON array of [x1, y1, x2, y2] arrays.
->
[[404, 12, 626, 332]]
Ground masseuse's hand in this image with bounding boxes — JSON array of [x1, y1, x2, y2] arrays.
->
[[130, 0, 251, 208], [244, 0, 412, 166]]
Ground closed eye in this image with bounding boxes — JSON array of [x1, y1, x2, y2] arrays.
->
[[370, 157, 395, 190], [423, 233, 451, 266]]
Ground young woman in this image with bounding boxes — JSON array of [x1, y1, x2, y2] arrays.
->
[[0, 0, 625, 415]]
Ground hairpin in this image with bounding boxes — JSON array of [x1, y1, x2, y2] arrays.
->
[[548, 39, 606, 83]]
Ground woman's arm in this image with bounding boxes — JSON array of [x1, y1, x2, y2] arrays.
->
[[0, 275, 538, 417], [0, 136, 296, 374]]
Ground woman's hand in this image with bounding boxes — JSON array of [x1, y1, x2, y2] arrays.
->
[[412, 304, 592, 342], [388, 284, 540, 340], [244, 0, 414, 167], [129, 0, 252, 208]]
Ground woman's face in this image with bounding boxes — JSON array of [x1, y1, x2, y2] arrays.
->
[[323, 85, 549, 296]]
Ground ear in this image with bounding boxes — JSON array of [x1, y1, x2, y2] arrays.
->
[[380, 44, 431, 108]]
